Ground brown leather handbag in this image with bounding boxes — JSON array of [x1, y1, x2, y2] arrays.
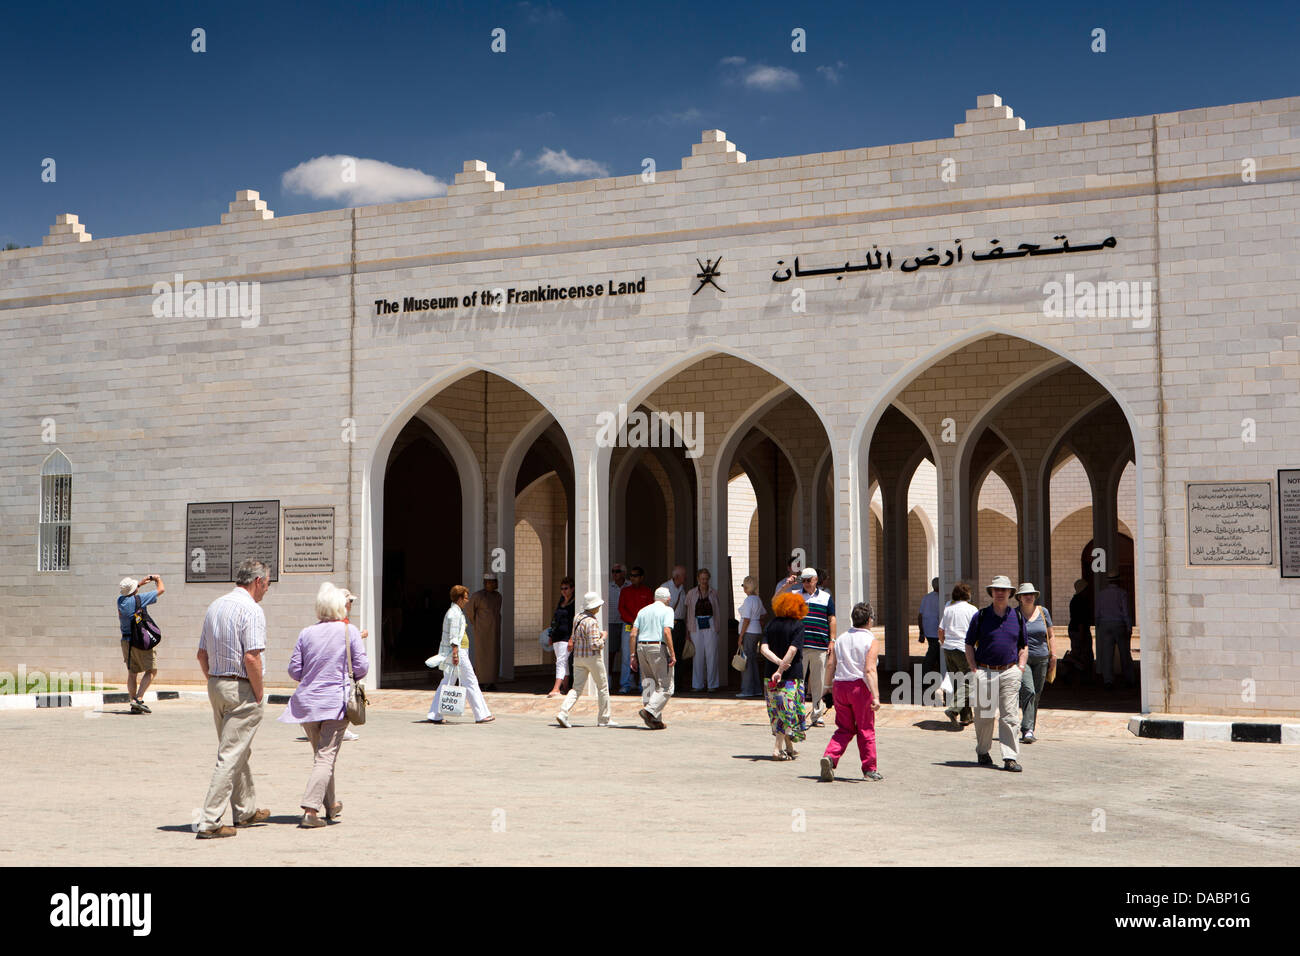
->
[[343, 622, 368, 725]]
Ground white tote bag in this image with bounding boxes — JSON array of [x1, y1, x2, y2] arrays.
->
[[439, 666, 467, 717]]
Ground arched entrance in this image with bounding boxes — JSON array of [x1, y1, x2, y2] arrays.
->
[[854, 331, 1148, 710], [599, 350, 836, 695], [363, 367, 575, 689], [382, 423, 463, 682]]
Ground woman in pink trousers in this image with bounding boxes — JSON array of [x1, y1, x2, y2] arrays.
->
[[819, 602, 883, 782]]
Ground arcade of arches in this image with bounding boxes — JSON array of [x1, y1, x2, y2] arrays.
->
[[377, 338, 1138, 702]]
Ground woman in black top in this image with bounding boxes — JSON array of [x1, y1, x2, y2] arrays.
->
[[760, 591, 809, 760], [546, 576, 577, 698]]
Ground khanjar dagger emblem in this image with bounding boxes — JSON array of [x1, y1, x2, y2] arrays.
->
[[693, 256, 724, 295]]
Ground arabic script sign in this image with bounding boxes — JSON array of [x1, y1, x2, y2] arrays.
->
[[1186, 481, 1274, 567], [771, 234, 1117, 282]]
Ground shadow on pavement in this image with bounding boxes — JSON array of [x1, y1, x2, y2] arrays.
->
[[914, 719, 965, 732]]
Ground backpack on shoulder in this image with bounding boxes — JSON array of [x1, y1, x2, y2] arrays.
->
[[129, 595, 163, 650]]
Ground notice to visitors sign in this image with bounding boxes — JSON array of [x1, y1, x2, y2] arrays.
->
[[186, 500, 280, 582]]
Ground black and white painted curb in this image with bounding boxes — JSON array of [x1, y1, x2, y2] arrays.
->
[[1129, 716, 1300, 744], [0, 690, 182, 711]]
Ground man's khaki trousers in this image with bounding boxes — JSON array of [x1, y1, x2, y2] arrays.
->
[[559, 653, 612, 724], [200, 677, 263, 831], [973, 666, 1022, 762], [637, 643, 674, 720]]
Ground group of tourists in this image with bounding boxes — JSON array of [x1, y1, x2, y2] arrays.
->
[[118, 548, 1140, 838]]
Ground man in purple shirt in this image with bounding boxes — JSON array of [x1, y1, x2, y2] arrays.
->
[[965, 575, 1028, 772]]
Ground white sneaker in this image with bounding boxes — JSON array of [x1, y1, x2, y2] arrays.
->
[[555, 711, 572, 728], [343, 730, 359, 740], [598, 720, 620, 727]]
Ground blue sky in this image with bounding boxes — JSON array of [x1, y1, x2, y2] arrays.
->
[[2, 0, 1297, 246]]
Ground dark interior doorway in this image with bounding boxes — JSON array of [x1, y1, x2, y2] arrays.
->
[[382, 424, 462, 686]]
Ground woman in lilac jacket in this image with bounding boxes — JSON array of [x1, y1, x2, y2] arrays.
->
[[279, 582, 369, 828]]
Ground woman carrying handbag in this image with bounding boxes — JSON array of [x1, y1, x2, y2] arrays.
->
[[427, 585, 495, 724], [279, 582, 369, 828]]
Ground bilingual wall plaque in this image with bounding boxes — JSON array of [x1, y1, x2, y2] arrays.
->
[[1278, 470, 1300, 578], [283, 507, 335, 574], [185, 499, 280, 582], [1186, 481, 1274, 567]]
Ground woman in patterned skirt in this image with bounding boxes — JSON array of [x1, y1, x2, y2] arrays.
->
[[760, 591, 808, 760]]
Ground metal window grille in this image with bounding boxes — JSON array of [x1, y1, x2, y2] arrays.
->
[[39, 473, 72, 571]]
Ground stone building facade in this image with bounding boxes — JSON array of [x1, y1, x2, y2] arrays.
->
[[4, 93, 1298, 716]]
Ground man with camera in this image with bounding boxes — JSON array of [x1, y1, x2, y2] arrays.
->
[[117, 574, 165, 713]]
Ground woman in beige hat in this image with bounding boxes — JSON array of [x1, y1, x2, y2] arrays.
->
[[1013, 583, 1055, 744]]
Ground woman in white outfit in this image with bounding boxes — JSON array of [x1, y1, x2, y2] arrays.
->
[[686, 568, 724, 692], [427, 585, 495, 723]]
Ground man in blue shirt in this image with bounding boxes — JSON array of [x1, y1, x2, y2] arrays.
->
[[964, 575, 1027, 772], [117, 575, 164, 713], [631, 587, 677, 729]]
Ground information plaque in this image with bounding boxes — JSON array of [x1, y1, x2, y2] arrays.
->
[[185, 502, 233, 583], [185, 500, 280, 582], [283, 507, 335, 574], [1186, 481, 1274, 567], [1278, 470, 1300, 578]]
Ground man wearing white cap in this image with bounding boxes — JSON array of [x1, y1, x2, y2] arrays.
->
[[467, 573, 502, 691], [631, 586, 677, 729], [117, 574, 165, 713], [555, 592, 615, 728]]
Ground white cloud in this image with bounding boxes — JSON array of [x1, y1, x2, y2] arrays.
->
[[509, 149, 523, 165], [744, 64, 800, 91], [817, 61, 847, 84], [719, 57, 801, 92], [281, 155, 446, 204], [533, 147, 609, 178]]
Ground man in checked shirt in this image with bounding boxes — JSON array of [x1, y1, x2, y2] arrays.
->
[[555, 591, 615, 728]]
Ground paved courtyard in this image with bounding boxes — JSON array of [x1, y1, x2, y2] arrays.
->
[[3, 694, 1296, 866]]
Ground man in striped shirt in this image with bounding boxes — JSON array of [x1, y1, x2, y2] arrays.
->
[[793, 568, 836, 727], [194, 559, 272, 839]]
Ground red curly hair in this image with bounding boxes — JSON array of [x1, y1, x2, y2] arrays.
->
[[771, 592, 808, 620]]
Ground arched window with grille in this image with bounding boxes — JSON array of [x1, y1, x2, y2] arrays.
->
[[39, 450, 72, 571]]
